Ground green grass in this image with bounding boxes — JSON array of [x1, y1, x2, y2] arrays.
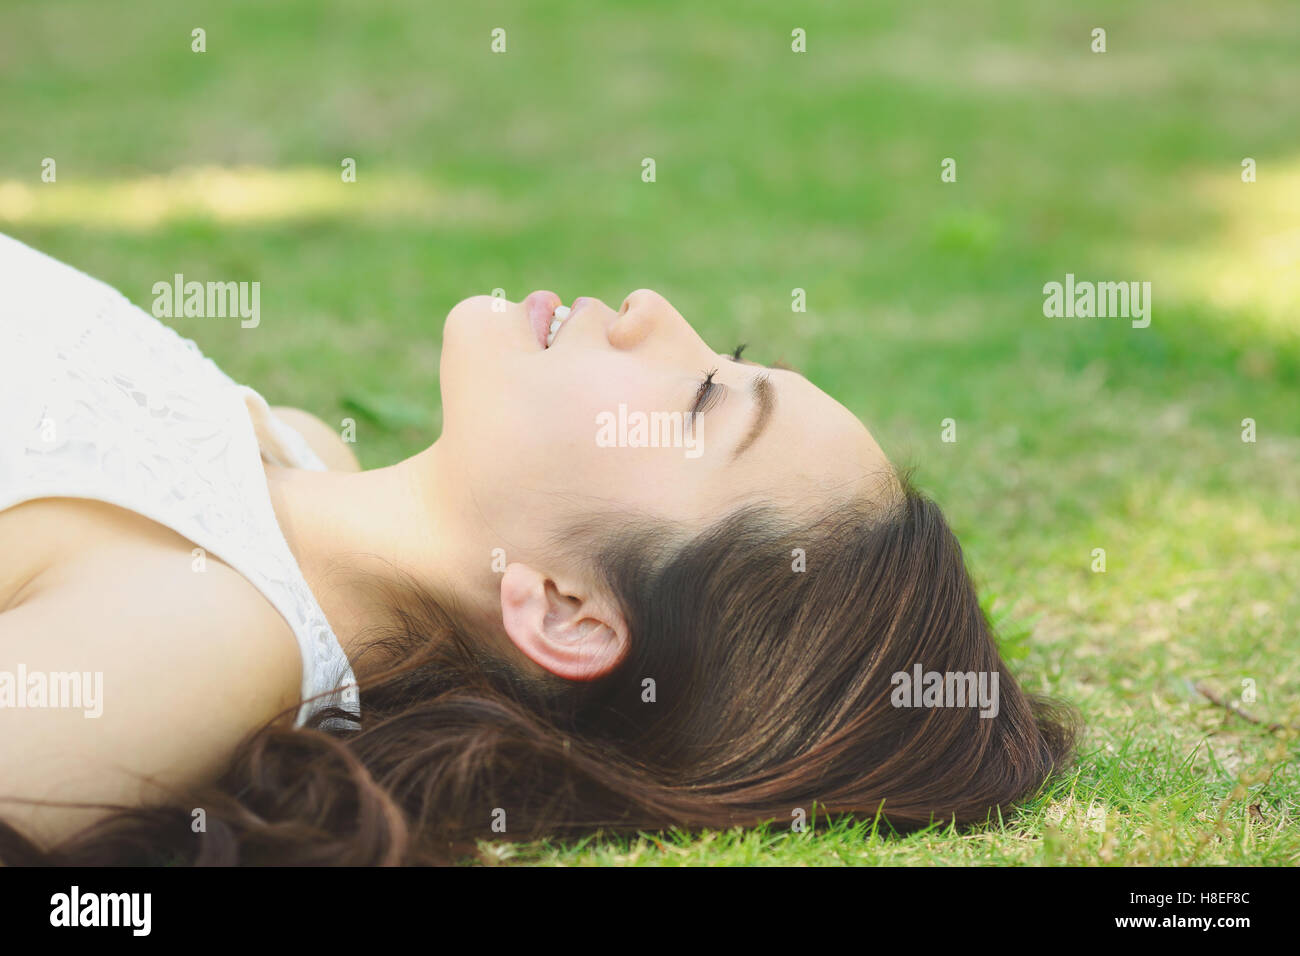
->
[[2, 0, 1297, 865]]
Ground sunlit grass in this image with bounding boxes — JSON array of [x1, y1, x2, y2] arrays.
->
[[1132, 160, 1300, 345], [0, 165, 504, 229]]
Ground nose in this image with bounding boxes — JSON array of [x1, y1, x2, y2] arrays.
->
[[609, 288, 672, 350]]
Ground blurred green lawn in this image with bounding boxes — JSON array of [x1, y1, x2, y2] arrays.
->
[[2, 0, 1297, 865]]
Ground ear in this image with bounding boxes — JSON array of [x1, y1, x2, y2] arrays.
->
[[499, 563, 630, 681]]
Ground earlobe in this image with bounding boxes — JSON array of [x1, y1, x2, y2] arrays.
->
[[499, 563, 629, 681]]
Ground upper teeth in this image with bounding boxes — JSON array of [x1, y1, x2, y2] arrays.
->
[[546, 304, 571, 347]]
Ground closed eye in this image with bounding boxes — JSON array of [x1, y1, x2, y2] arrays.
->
[[689, 352, 779, 458], [690, 368, 726, 416]]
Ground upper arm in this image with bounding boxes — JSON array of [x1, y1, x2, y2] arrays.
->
[[270, 406, 361, 472], [0, 551, 302, 849]]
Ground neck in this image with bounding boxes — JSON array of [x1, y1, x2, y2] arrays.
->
[[263, 443, 490, 683]]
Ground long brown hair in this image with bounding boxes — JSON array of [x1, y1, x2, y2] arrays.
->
[[0, 472, 1079, 865]]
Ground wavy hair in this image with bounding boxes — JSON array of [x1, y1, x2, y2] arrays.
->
[[0, 473, 1079, 865]]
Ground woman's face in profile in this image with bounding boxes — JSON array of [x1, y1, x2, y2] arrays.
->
[[437, 289, 894, 551]]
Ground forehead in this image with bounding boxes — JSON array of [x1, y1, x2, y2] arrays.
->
[[698, 365, 897, 518]]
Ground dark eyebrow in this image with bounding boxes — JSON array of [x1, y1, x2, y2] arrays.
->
[[732, 373, 774, 460]]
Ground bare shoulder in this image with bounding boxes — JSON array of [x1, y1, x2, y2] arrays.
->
[[271, 406, 361, 472], [0, 519, 302, 848]]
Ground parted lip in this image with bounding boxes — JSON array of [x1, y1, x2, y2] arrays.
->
[[524, 291, 597, 349], [524, 289, 561, 349]]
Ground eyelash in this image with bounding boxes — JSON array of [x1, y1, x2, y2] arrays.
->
[[691, 368, 721, 416], [690, 344, 749, 414]]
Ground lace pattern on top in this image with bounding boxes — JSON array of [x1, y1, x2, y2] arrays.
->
[[0, 232, 360, 730]]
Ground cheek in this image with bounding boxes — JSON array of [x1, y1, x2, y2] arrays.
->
[[509, 366, 672, 486], [515, 375, 623, 462], [448, 350, 693, 516]]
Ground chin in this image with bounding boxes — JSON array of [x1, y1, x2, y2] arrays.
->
[[443, 294, 493, 339], [440, 295, 491, 367], [442, 294, 534, 356]]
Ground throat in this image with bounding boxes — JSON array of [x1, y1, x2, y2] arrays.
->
[[262, 463, 422, 682]]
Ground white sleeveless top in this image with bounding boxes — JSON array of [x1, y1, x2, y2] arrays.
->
[[0, 232, 360, 729]]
